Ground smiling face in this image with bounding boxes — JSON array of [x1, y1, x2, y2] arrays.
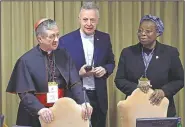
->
[[137, 20, 159, 49], [79, 9, 99, 36], [37, 26, 59, 51]]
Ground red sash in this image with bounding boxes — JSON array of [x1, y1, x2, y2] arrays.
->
[[36, 88, 64, 107]]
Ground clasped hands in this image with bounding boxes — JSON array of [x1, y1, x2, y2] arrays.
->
[[38, 102, 93, 123], [79, 64, 107, 78], [137, 81, 165, 105]]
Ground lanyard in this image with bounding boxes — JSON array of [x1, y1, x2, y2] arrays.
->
[[142, 47, 154, 77]]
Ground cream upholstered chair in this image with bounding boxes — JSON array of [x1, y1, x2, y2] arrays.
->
[[117, 88, 169, 127], [39, 97, 89, 127]]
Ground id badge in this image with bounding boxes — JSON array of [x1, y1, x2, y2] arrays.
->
[[47, 92, 58, 103], [47, 82, 58, 103], [48, 82, 58, 92], [138, 77, 151, 87]]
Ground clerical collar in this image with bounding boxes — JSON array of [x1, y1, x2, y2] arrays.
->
[[80, 29, 94, 39], [40, 48, 52, 55]]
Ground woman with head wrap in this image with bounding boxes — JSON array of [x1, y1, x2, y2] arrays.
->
[[115, 14, 184, 117]]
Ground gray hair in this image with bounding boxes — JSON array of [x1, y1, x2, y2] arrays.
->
[[79, 2, 100, 18], [35, 19, 57, 37]]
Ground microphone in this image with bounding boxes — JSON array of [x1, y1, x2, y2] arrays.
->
[[82, 87, 92, 127], [82, 87, 88, 114]]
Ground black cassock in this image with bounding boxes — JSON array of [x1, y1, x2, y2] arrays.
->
[[6, 45, 87, 127]]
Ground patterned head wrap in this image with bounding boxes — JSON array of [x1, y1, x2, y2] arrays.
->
[[140, 14, 164, 36]]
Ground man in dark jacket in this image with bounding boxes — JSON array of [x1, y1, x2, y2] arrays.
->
[[6, 18, 92, 127]]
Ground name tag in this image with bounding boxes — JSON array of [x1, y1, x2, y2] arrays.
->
[[138, 77, 152, 87], [47, 82, 58, 103]]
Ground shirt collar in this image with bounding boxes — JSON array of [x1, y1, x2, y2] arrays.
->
[[80, 29, 94, 39]]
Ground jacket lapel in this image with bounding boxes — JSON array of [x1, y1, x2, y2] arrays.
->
[[93, 31, 101, 66], [75, 30, 86, 65], [145, 41, 163, 77], [135, 43, 146, 77]]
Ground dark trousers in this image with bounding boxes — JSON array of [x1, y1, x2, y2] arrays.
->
[[86, 90, 107, 127]]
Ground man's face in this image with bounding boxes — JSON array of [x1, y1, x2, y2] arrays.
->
[[79, 9, 99, 35], [137, 20, 158, 46], [38, 26, 59, 51]]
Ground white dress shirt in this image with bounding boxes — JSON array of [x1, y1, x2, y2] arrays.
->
[[80, 30, 95, 90]]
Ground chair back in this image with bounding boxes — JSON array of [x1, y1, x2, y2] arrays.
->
[[39, 97, 89, 127], [117, 88, 169, 127]]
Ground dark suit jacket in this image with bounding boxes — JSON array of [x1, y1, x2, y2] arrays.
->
[[115, 42, 184, 117], [59, 29, 115, 113], [6, 45, 86, 126]]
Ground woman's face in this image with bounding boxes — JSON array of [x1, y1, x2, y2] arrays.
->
[[137, 20, 159, 47]]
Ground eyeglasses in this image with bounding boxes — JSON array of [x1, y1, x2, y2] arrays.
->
[[137, 29, 154, 35]]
